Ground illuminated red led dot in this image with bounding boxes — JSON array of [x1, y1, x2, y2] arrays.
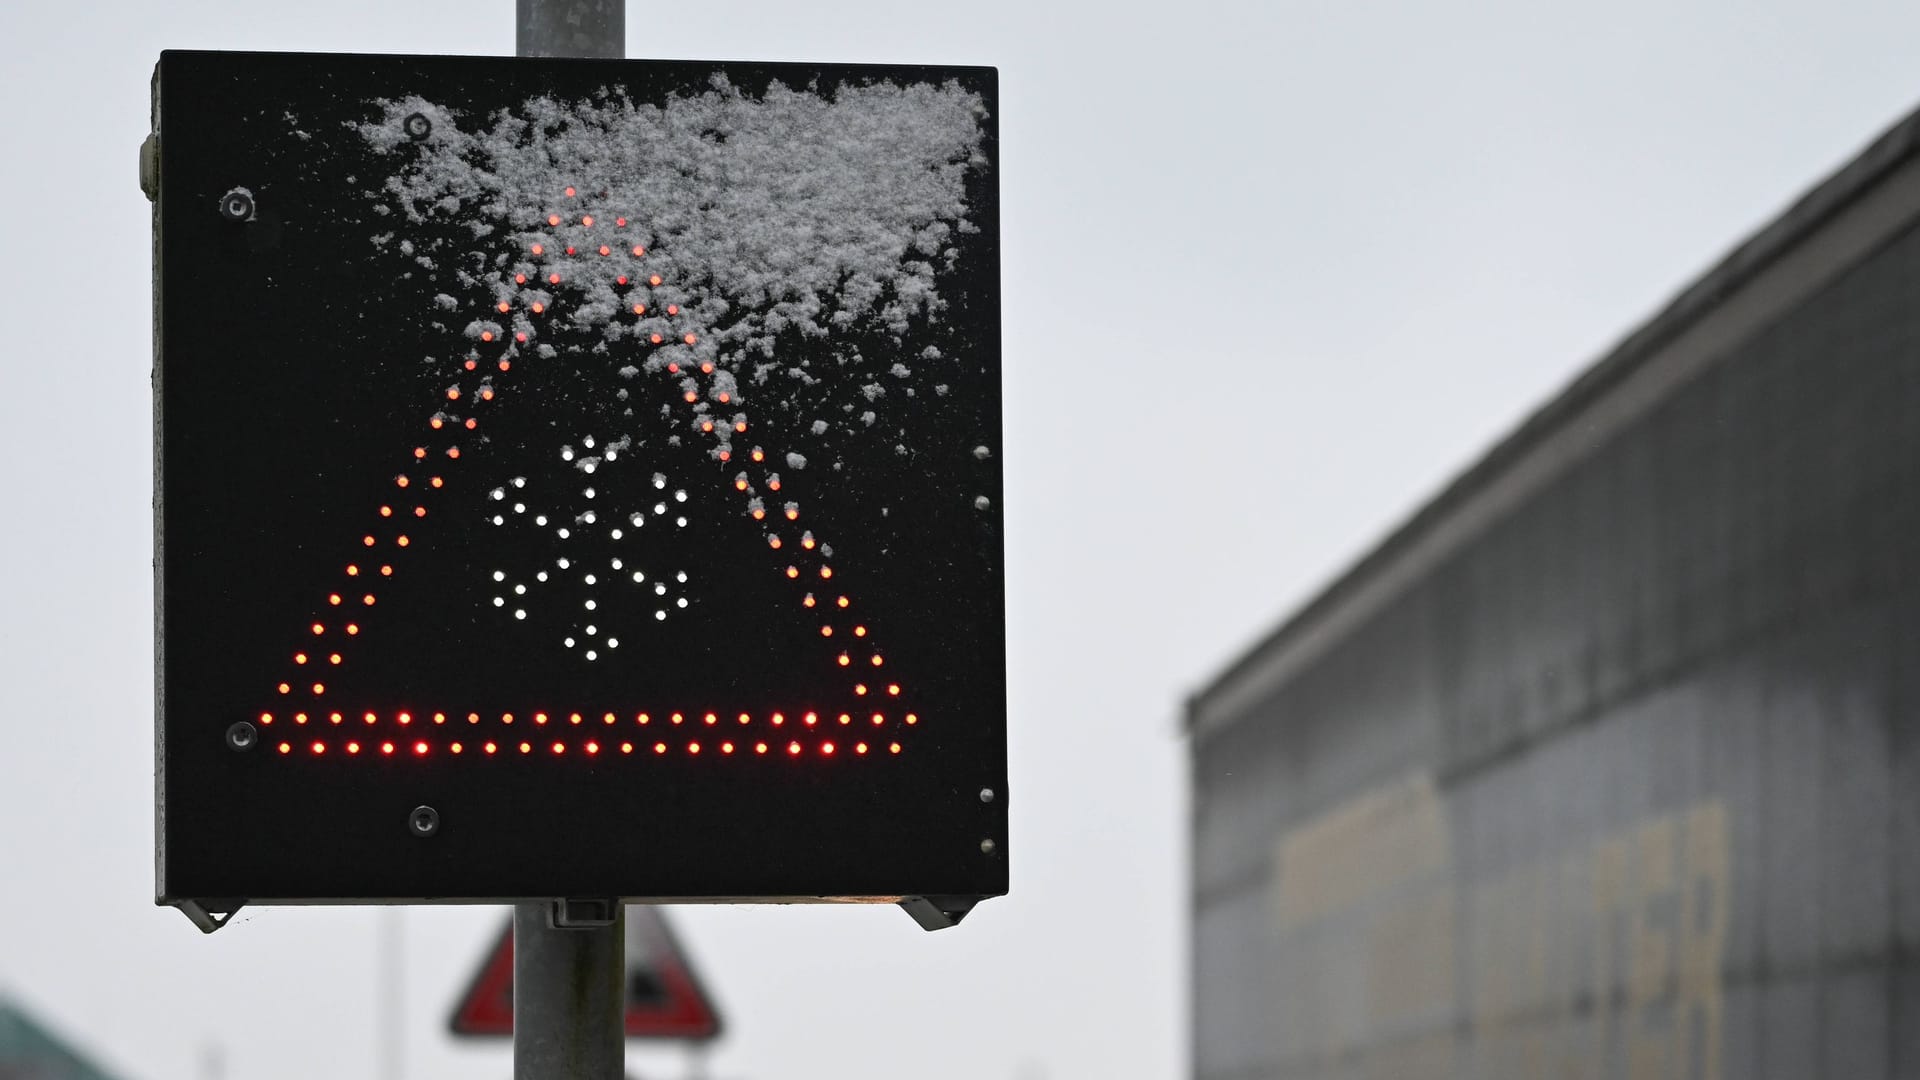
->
[[871, 654, 884, 667], [294, 713, 308, 725], [888, 684, 901, 696], [430, 418, 445, 430], [415, 505, 427, 517], [581, 215, 594, 227], [362, 594, 376, 606], [430, 477, 444, 488], [565, 246, 576, 256], [786, 566, 799, 579], [381, 742, 395, 755], [703, 713, 718, 726], [564, 187, 576, 197], [905, 714, 919, 725], [890, 743, 902, 754], [804, 712, 819, 727], [598, 245, 611, 257], [347, 741, 361, 754], [549, 273, 562, 285], [374, 565, 389, 577], [531, 301, 546, 314], [519, 742, 532, 754], [654, 742, 668, 755], [398, 712, 412, 725], [838, 714, 852, 726], [853, 626, 868, 637], [649, 274, 663, 286], [755, 742, 768, 754], [570, 713, 584, 726], [821, 742, 835, 756], [480, 331, 494, 343], [633, 303, 646, 315], [752, 449, 765, 462], [735, 421, 748, 433], [534, 712, 549, 726], [481, 388, 495, 400], [615, 217, 627, 226], [451, 742, 463, 754], [837, 653, 851, 667], [502, 713, 515, 725], [603, 712, 617, 725], [621, 742, 633, 754], [800, 536, 815, 550], [856, 743, 868, 755], [586, 741, 600, 755], [328, 593, 342, 605], [718, 393, 731, 404], [803, 595, 816, 608], [311, 623, 324, 635], [548, 214, 561, 226], [632, 245, 645, 256], [637, 713, 651, 725], [279, 683, 292, 694], [855, 684, 867, 695], [788, 741, 802, 756], [515, 333, 528, 344], [617, 275, 629, 285], [414, 741, 428, 756], [259, 712, 274, 724], [346, 624, 360, 636], [278, 742, 291, 754], [683, 333, 698, 345], [328, 654, 341, 665], [669, 305, 681, 316], [872, 713, 887, 726], [551, 742, 565, 755], [412, 448, 425, 461], [653, 334, 665, 345], [737, 713, 751, 726], [294, 652, 309, 665], [820, 566, 833, 579], [497, 300, 511, 313], [329, 712, 343, 725], [671, 712, 684, 725], [771, 713, 785, 726], [688, 742, 702, 755], [498, 360, 510, 373], [484, 741, 498, 754], [819, 624, 831, 636], [515, 273, 527, 285], [364, 712, 377, 725], [770, 536, 782, 549], [751, 509, 765, 520], [445, 447, 460, 460], [468, 713, 480, 724], [767, 479, 781, 492], [433, 713, 446, 725]]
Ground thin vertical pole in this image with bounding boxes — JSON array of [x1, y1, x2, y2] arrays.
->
[[517, 0, 625, 59], [512, 8, 627, 1075], [378, 908, 405, 1080], [513, 902, 626, 1079]]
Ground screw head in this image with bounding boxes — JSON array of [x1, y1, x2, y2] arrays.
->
[[979, 838, 997, 855], [225, 721, 257, 752], [979, 787, 996, 804], [403, 112, 433, 141], [973, 495, 991, 511], [408, 805, 440, 838], [217, 188, 254, 222]]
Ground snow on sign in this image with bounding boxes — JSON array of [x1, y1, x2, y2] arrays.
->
[[450, 906, 722, 1040], [152, 50, 1005, 930]]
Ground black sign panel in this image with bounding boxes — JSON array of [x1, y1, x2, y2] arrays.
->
[[153, 50, 1004, 925]]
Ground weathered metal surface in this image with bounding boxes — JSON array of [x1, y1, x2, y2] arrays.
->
[[1189, 109, 1920, 1080]]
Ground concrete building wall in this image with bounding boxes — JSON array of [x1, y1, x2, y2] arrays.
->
[[1188, 107, 1920, 1080]]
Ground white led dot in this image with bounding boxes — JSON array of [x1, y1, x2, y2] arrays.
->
[[655, 610, 666, 621], [584, 488, 596, 500], [492, 515, 504, 525], [585, 625, 597, 635], [493, 596, 504, 607], [676, 571, 688, 583], [535, 515, 549, 526], [557, 528, 571, 539], [491, 488, 505, 500], [537, 571, 549, 582], [557, 558, 571, 569], [583, 462, 597, 474], [654, 583, 667, 596], [653, 475, 666, 490], [584, 574, 597, 585], [653, 503, 666, 515], [585, 599, 597, 610], [583, 511, 597, 524], [676, 597, 688, 609], [564, 636, 576, 648], [630, 513, 645, 527], [514, 609, 526, 620], [512, 477, 526, 488], [585, 650, 598, 661], [607, 638, 619, 648], [493, 570, 506, 581], [561, 448, 574, 462], [610, 529, 623, 539], [514, 503, 525, 513], [631, 572, 645, 583], [676, 517, 687, 528], [604, 450, 618, 462], [610, 558, 623, 569], [514, 584, 526, 595], [583, 435, 596, 449], [674, 490, 687, 503]]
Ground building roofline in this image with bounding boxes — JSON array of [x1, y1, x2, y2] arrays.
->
[[1186, 101, 1920, 739]]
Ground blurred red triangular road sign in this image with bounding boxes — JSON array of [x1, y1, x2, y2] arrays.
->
[[449, 905, 723, 1041]]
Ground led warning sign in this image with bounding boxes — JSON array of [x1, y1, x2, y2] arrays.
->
[[152, 50, 1004, 929]]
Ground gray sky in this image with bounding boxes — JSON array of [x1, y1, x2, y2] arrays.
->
[[2, 2, 1918, 1078]]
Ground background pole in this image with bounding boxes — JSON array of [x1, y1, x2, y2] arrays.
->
[[512, 8, 627, 1076], [517, 0, 626, 59]]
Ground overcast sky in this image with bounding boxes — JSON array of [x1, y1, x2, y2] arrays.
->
[[3, 2, 1919, 1078]]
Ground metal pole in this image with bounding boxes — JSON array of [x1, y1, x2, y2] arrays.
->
[[512, 10, 627, 1076], [514, 901, 626, 1079], [517, 0, 625, 59]]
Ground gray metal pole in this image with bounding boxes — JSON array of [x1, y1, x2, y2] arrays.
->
[[517, 0, 625, 59], [512, 9, 627, 1076], [514, 902, 626, 1080]]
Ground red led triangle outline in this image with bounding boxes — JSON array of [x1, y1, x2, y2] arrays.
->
[[254, 190, 919, 759]]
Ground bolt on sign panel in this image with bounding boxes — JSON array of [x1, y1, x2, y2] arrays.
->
[[152, 50, 1005, 925]]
